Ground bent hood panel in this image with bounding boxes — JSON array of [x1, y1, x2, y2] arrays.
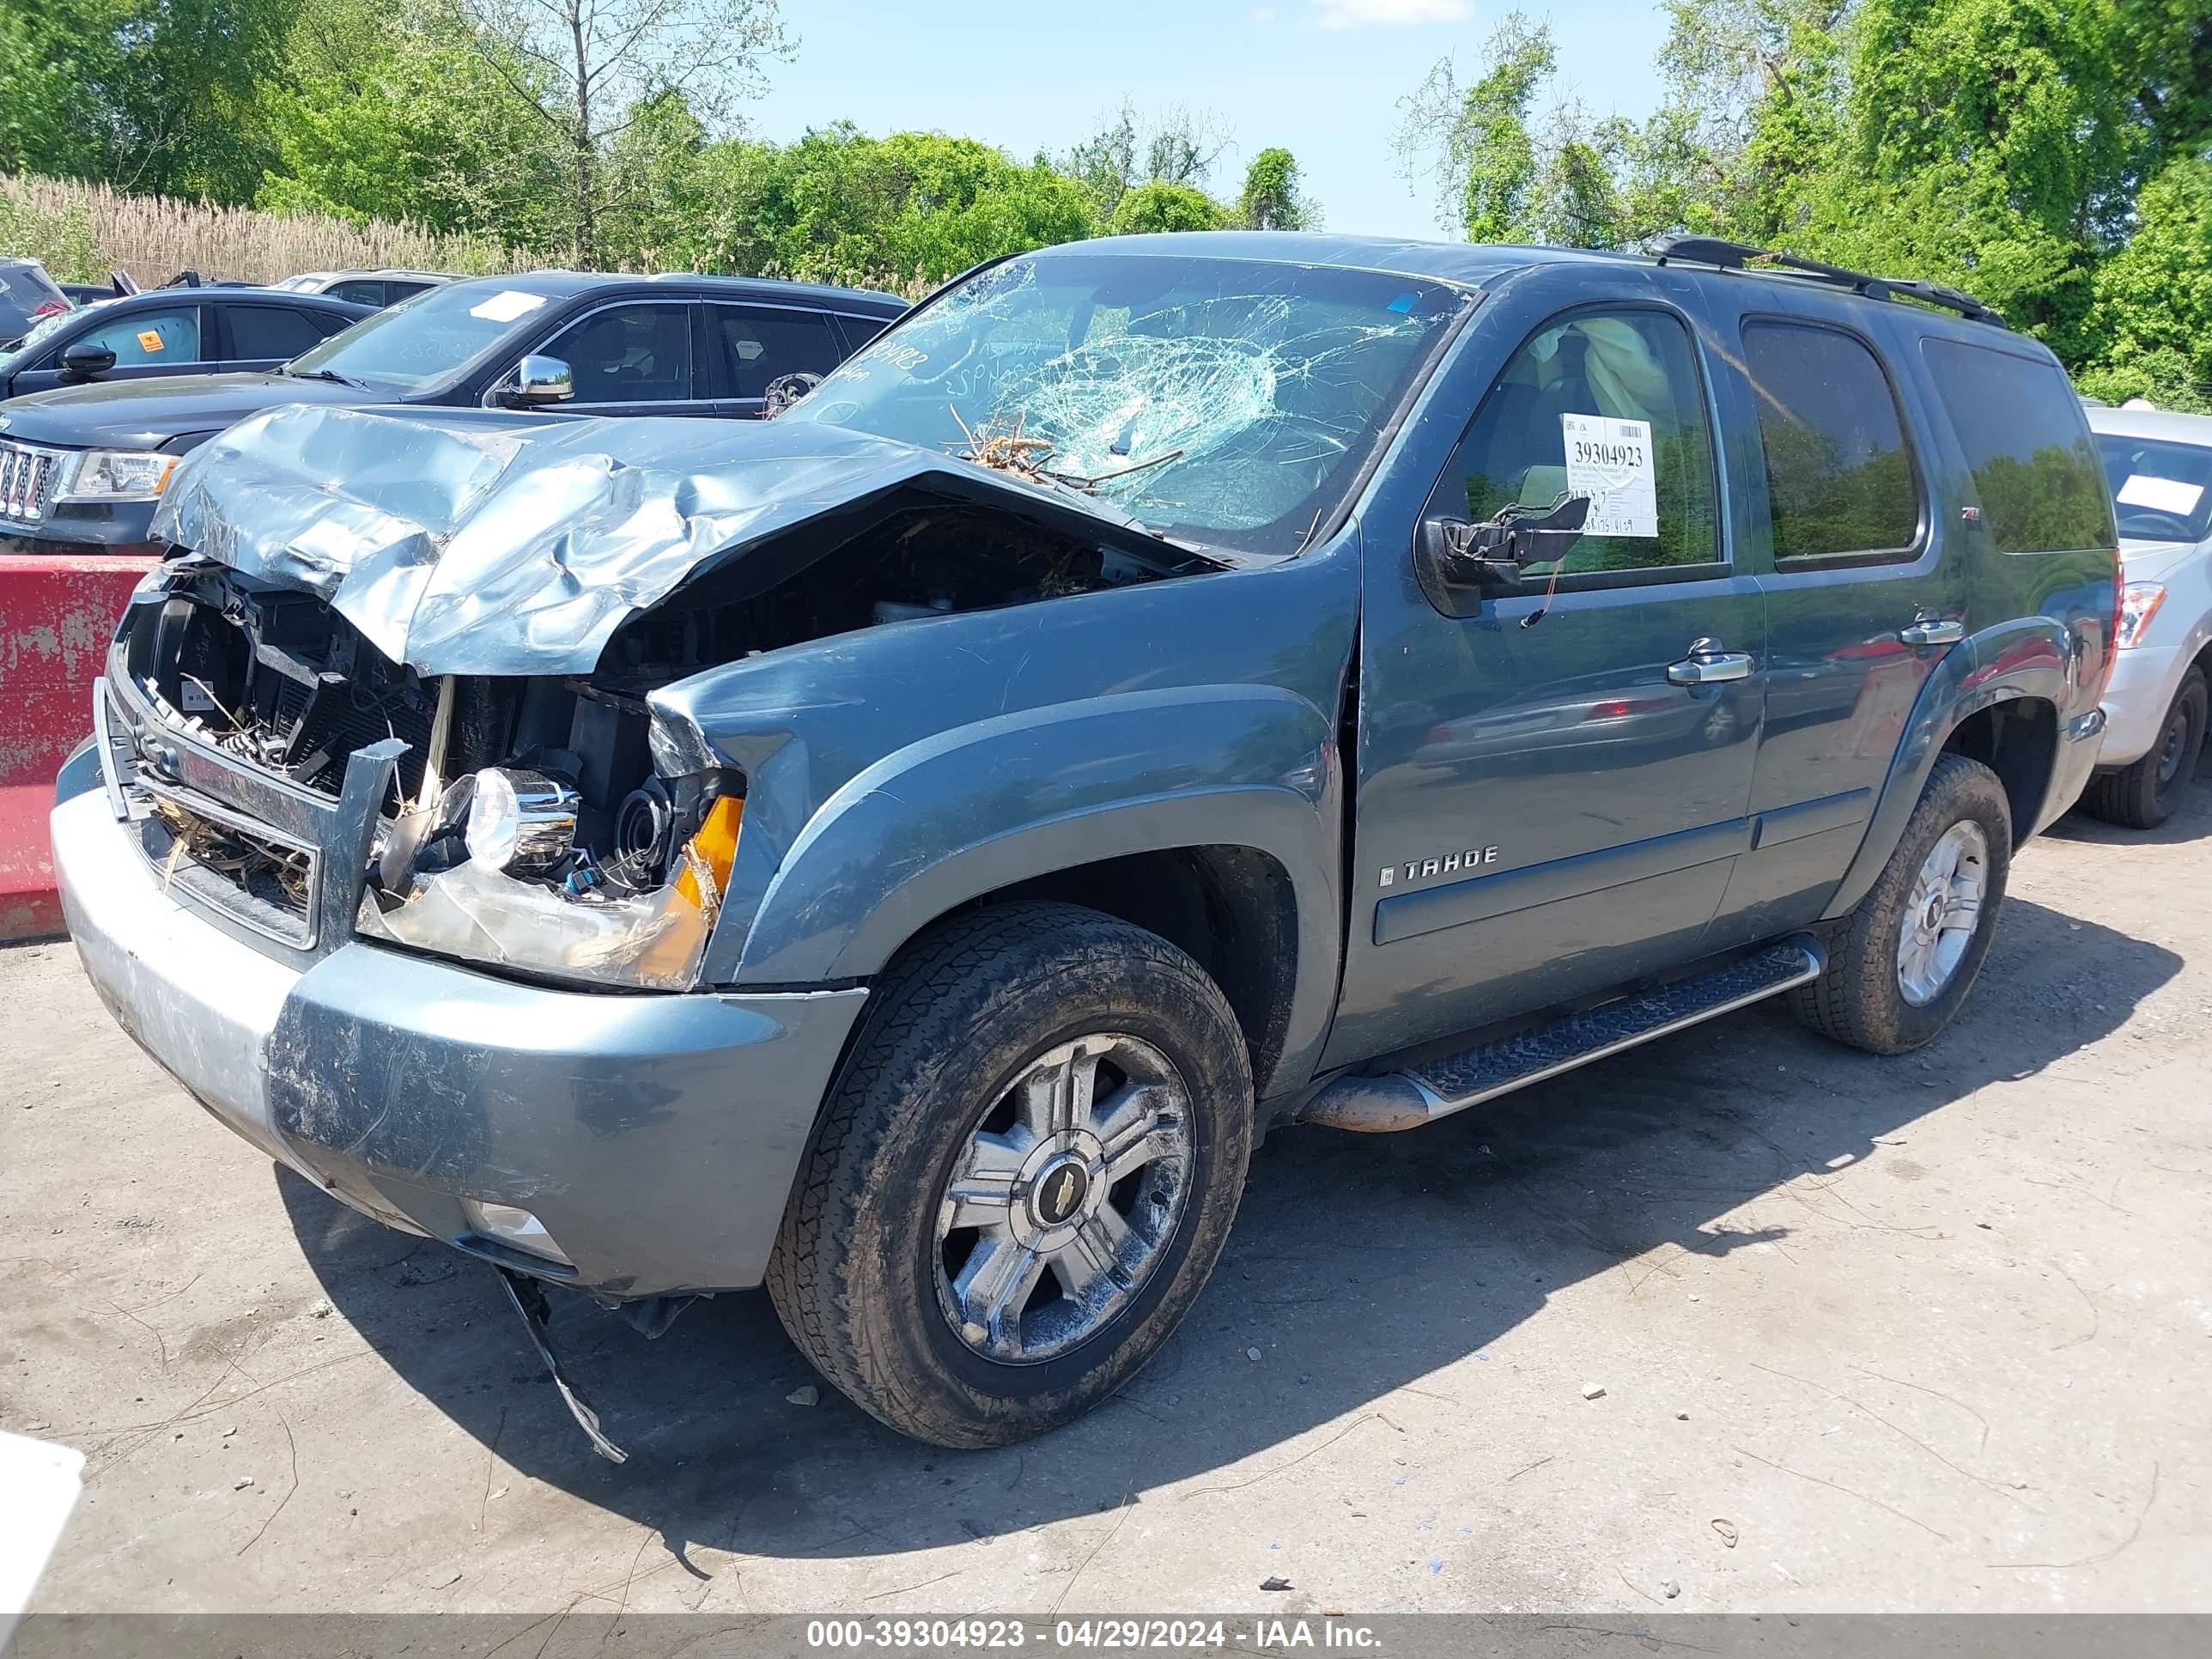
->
[[151, 403, 1171, 676]]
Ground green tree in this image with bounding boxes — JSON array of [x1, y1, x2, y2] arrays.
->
[[1395, 11, 1550, 242], [1108, 181, 1230, 236], [672, 126, 1099, 291], [446, 0, 790, 265], [257, 0, 563, 249], [1237, 148, 1312, 231], [1062, 100, 1234, 222], [0, 0, 292, 204], [2075, 155, 2212, 411]]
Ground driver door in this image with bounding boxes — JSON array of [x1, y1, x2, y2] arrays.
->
[[1328, 295, 1768, 1064]]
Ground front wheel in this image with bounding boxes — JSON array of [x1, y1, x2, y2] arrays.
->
[[767, 902, 1254, 1447], [2081, 666, 2206, 830], [1790, 753, 2013, 1054]]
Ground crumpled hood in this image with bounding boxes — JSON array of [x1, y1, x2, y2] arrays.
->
[[151, 402, 1160, 676]]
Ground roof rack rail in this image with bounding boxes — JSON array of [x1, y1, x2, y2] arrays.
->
[[1650, 234, 2008, 329]]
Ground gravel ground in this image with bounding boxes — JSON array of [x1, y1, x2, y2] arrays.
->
[[3, 783, 2209, 1620]]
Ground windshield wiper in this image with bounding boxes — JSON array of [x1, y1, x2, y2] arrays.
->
[[282, 365, 365, 389]]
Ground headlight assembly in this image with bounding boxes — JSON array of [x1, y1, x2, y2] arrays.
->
[[55, 449, 179, 503], [359, 772, 744, 992]]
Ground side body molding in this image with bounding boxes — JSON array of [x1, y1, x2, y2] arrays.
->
[[735, 684, 1346, 1092], [1820, 616, 2074, 921]]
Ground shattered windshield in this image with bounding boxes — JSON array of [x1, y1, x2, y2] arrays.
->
[[787, 252, 1468, 556]]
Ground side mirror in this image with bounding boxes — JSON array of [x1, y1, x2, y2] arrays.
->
[[761, 370, 823, 419], [1419, 493, 1592, 589], [499, 354, 574, 407], [60, 342, 118, 380]]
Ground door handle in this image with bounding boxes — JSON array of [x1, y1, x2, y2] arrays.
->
[[1667, 640, 1753, 684], [1901, 617, 1964, 647]]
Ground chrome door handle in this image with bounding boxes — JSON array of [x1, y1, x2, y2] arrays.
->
[[1901, 617, 1964, 646], [1667, 643, 1753, 684]]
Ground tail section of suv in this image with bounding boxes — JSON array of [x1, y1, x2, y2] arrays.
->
[[55, 233, 2116, 1450]]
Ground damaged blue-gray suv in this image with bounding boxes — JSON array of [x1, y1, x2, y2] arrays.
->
[[57, 233, 2120, 1450]]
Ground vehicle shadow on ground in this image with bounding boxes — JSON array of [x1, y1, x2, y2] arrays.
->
[[278, 892, 2179, 1569], [2039, 752, 2212, 848]]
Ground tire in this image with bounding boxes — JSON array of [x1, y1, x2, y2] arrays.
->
[[1790, 753, 2012, 1055], [766, 902, 1254, 1448], [2082, 666, 2207, 830]]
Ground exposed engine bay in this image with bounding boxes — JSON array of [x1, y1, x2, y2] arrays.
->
[[113, 486, 1205, 990]]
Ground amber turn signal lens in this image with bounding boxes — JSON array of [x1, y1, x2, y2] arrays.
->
[[674, 795, 744, 908]]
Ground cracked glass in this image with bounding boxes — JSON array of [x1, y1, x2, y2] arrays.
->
[[787, 251, 1469, 556]]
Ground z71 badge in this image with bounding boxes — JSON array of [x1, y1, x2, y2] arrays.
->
[[1380, 847, 1498, 888]]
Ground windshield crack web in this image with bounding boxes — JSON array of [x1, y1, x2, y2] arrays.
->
[[923, 260, 1440, 539]]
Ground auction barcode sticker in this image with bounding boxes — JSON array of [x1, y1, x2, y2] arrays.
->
[[1561, 412, 1658, 538]]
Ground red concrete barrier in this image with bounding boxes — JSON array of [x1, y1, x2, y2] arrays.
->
[[2, 553, 158, 940]]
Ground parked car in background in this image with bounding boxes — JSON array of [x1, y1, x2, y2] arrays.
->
[[54, 232, 2117, 1450], [0, 270, 904, 556], [0, 258, 71, 343], [273, 269, 459, 308], [2081, 403, 2212, 826], [0, 287, 370, 402]]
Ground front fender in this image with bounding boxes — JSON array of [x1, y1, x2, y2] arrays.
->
[[1821, 617, 2074, 921], [732, 684, 1344, 1085]]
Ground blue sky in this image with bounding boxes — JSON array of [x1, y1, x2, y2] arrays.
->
[[748, 3, 1674, 241]]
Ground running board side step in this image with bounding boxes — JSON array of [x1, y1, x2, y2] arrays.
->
[[1297, 939, 1825, 1133]]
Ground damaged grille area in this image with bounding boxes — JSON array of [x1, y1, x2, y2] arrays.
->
[[140, 789, 319, 944], [125, 560, 438, 804]]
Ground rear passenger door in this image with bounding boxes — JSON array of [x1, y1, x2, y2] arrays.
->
[[533, 300, 714, 419], [1708, 307, 1958, 945], [707, 302, 845, 417], [216, 301, 350, 373]]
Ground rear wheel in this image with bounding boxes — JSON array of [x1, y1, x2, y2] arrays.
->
[[1790, 753, 2012, 1054], [767, 902, 1253, 1447], [2082, 666, 2206, 830]]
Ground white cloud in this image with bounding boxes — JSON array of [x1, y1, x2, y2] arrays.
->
[[1311, 0, 1473, 27]]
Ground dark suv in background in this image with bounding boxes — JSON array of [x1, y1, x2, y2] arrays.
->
[[0, 286, 370, 400], [0, 270, 904, 556]]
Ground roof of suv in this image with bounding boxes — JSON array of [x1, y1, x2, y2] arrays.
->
[[440, 269, 910, 313], [1037, 232, 2015, 336]]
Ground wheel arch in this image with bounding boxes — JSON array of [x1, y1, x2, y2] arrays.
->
[[1821, 622, 2070, 921], [725, 685, 1346, 1102]]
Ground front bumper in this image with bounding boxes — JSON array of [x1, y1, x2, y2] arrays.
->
[[2095, 646, 2181, 769], [0, 495, 163, 556], [54, 783, 866, 1297]]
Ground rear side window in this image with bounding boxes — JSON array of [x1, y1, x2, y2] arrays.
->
[[228, 305, 330, 360], [1743, 322, 1920, 560], [713, 305, 842, 399], [1922, 338, 2113, 553], [836, 313, 891, 351]]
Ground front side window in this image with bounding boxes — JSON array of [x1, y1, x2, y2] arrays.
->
[[76, 307, 200, 366], [1744, 322, 1920, 561], [1922, 338, 2113, 554], [546, 302, 693, 403], [2094, 434, 2212, 544], [328, 280, 386, 307], [1436, 307, 1720, 575], [789, 252, 1467, 556], [714, 305, 841, 398]]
